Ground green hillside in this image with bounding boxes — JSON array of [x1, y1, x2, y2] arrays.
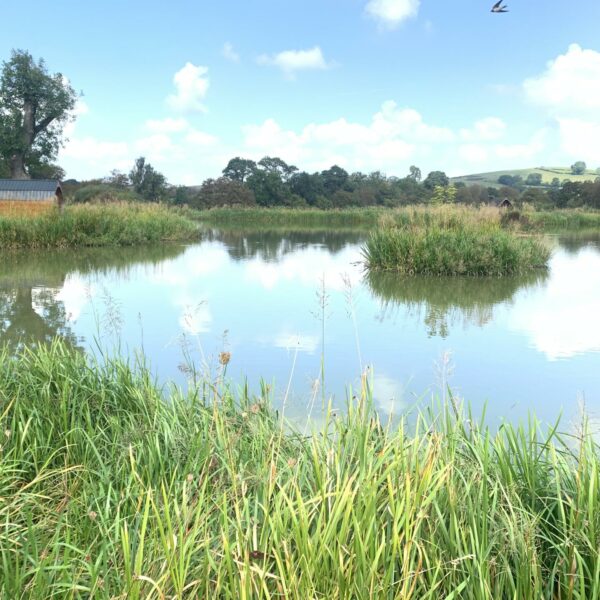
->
[[452, 166, 600, 188]]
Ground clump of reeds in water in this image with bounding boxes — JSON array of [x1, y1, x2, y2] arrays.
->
[[363, 222, 550, 275], [0, 201, 199, 248], [1, 339, 599, 598]]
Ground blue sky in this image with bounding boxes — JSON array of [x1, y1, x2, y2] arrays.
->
[[2, 0, 600, 184]]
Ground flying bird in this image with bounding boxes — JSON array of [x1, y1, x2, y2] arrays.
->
[[491, 1, 508, 12]]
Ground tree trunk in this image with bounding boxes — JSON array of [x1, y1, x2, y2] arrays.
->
[[9, 154, 28, 179], [9, 100, 36, 179]]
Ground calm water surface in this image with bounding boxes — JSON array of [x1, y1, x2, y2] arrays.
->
[[1, 229, 599, 427]]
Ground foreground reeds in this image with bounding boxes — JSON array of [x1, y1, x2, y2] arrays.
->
[[0, 202, 198, 248], [1, 340, 599, 598]]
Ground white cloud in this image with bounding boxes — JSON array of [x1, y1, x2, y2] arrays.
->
[[185, 129, 218, 146], [523, 45, 600, 164], [365, 0, 420, 27], [524, 44, 600, 114], [241, 102, 524, 175], [135, 134, 178, 161], [493, 129, 546, 161], [257, 47, 331, 78], [458, 144, 489, 164], [460, 117, 506, 142], [167, 63, 210, 113], [557, 119, 600, 164], [372, 373, 407, 415], [509, 249, 600, 360], [223, 42, 240, 63], [55, 276, 95, 322], [61, 136, 129, 163], [244, 246, 363, 291], [273, 332, 319, 354], [145, 117, 189, 133]]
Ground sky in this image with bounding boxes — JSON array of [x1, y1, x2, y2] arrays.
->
[[2, 0, 600, 184]]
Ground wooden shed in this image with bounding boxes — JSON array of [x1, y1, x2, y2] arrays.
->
[[0, 179, 63, 214], [498, 197, 513, 209]]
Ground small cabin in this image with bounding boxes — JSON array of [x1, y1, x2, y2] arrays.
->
[[498, 197, 513, 209], [0, 179, 63, 213]]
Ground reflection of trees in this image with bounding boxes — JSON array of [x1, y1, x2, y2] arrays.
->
[[201, 228, 366, 262], [557, 233, 600, 256], [366, 270, 548, 338], [0, 245, 187, 350], [0, 287, 80, 349]]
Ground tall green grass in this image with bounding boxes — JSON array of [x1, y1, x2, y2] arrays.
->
[[363, 225, 550, 275], [0, 202, 199, 248], [1, 340, 599, 598], [527, 210, 600, 231], [194, 206, 385, 227]]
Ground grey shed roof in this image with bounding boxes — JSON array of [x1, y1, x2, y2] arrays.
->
[[0, 179, 61, 192]]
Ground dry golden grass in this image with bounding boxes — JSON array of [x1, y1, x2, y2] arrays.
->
[[0, 200, 55, 217]]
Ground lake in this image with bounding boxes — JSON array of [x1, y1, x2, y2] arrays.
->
[[1, 228, 599, 427]]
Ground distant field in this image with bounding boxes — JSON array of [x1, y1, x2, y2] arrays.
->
[[452, 166, 600, 188]]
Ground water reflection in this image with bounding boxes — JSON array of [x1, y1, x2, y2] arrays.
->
[[0, 246, 187, 349], [0, 229, 597, 428], [366, 270, 548, 338], [556, 232, 600, 255], [201, 227, 366, 262]]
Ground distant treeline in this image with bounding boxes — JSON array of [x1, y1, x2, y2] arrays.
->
[[64, 155, 600, 210]]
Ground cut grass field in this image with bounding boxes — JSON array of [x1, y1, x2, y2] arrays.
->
[[1, 340, 599, 598], [0, 202, 199, 248], [452, 166, 600, 188]]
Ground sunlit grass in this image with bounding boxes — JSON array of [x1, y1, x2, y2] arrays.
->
[[363, 216, 550, 276], [0, 202, 199, 248], [0, 199, 55, 217], [1, 340, 599, 598]]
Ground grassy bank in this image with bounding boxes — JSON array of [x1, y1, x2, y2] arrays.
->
[[527, 210, 600, 231], [193, 205, 600, 233], [1, 341, 599, 598], [192, 206, 385, 228], [363, 225, 550, 275], [0, 202, 198, 248]]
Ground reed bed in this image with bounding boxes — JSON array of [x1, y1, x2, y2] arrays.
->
[[193, 205, 507, 231], [363, 225, 550, 276], [527, 210, 600, 231], [1, 340, 599, 598], [0, 202, 199, 248], [194, 207, 385, 227]]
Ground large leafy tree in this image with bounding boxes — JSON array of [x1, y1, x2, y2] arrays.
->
[[423, 170, 449, 190], [222, 157, 257, 182], [129, 157, 167, 201], [192, 177, 256, 208], [0, 50, 76, 179]]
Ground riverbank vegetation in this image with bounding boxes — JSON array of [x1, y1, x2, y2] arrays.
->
[[363, 224, 550, 275], [0, 202, 198, 248], [61, 152, 600, 213], [1, 340, 599, 598]]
